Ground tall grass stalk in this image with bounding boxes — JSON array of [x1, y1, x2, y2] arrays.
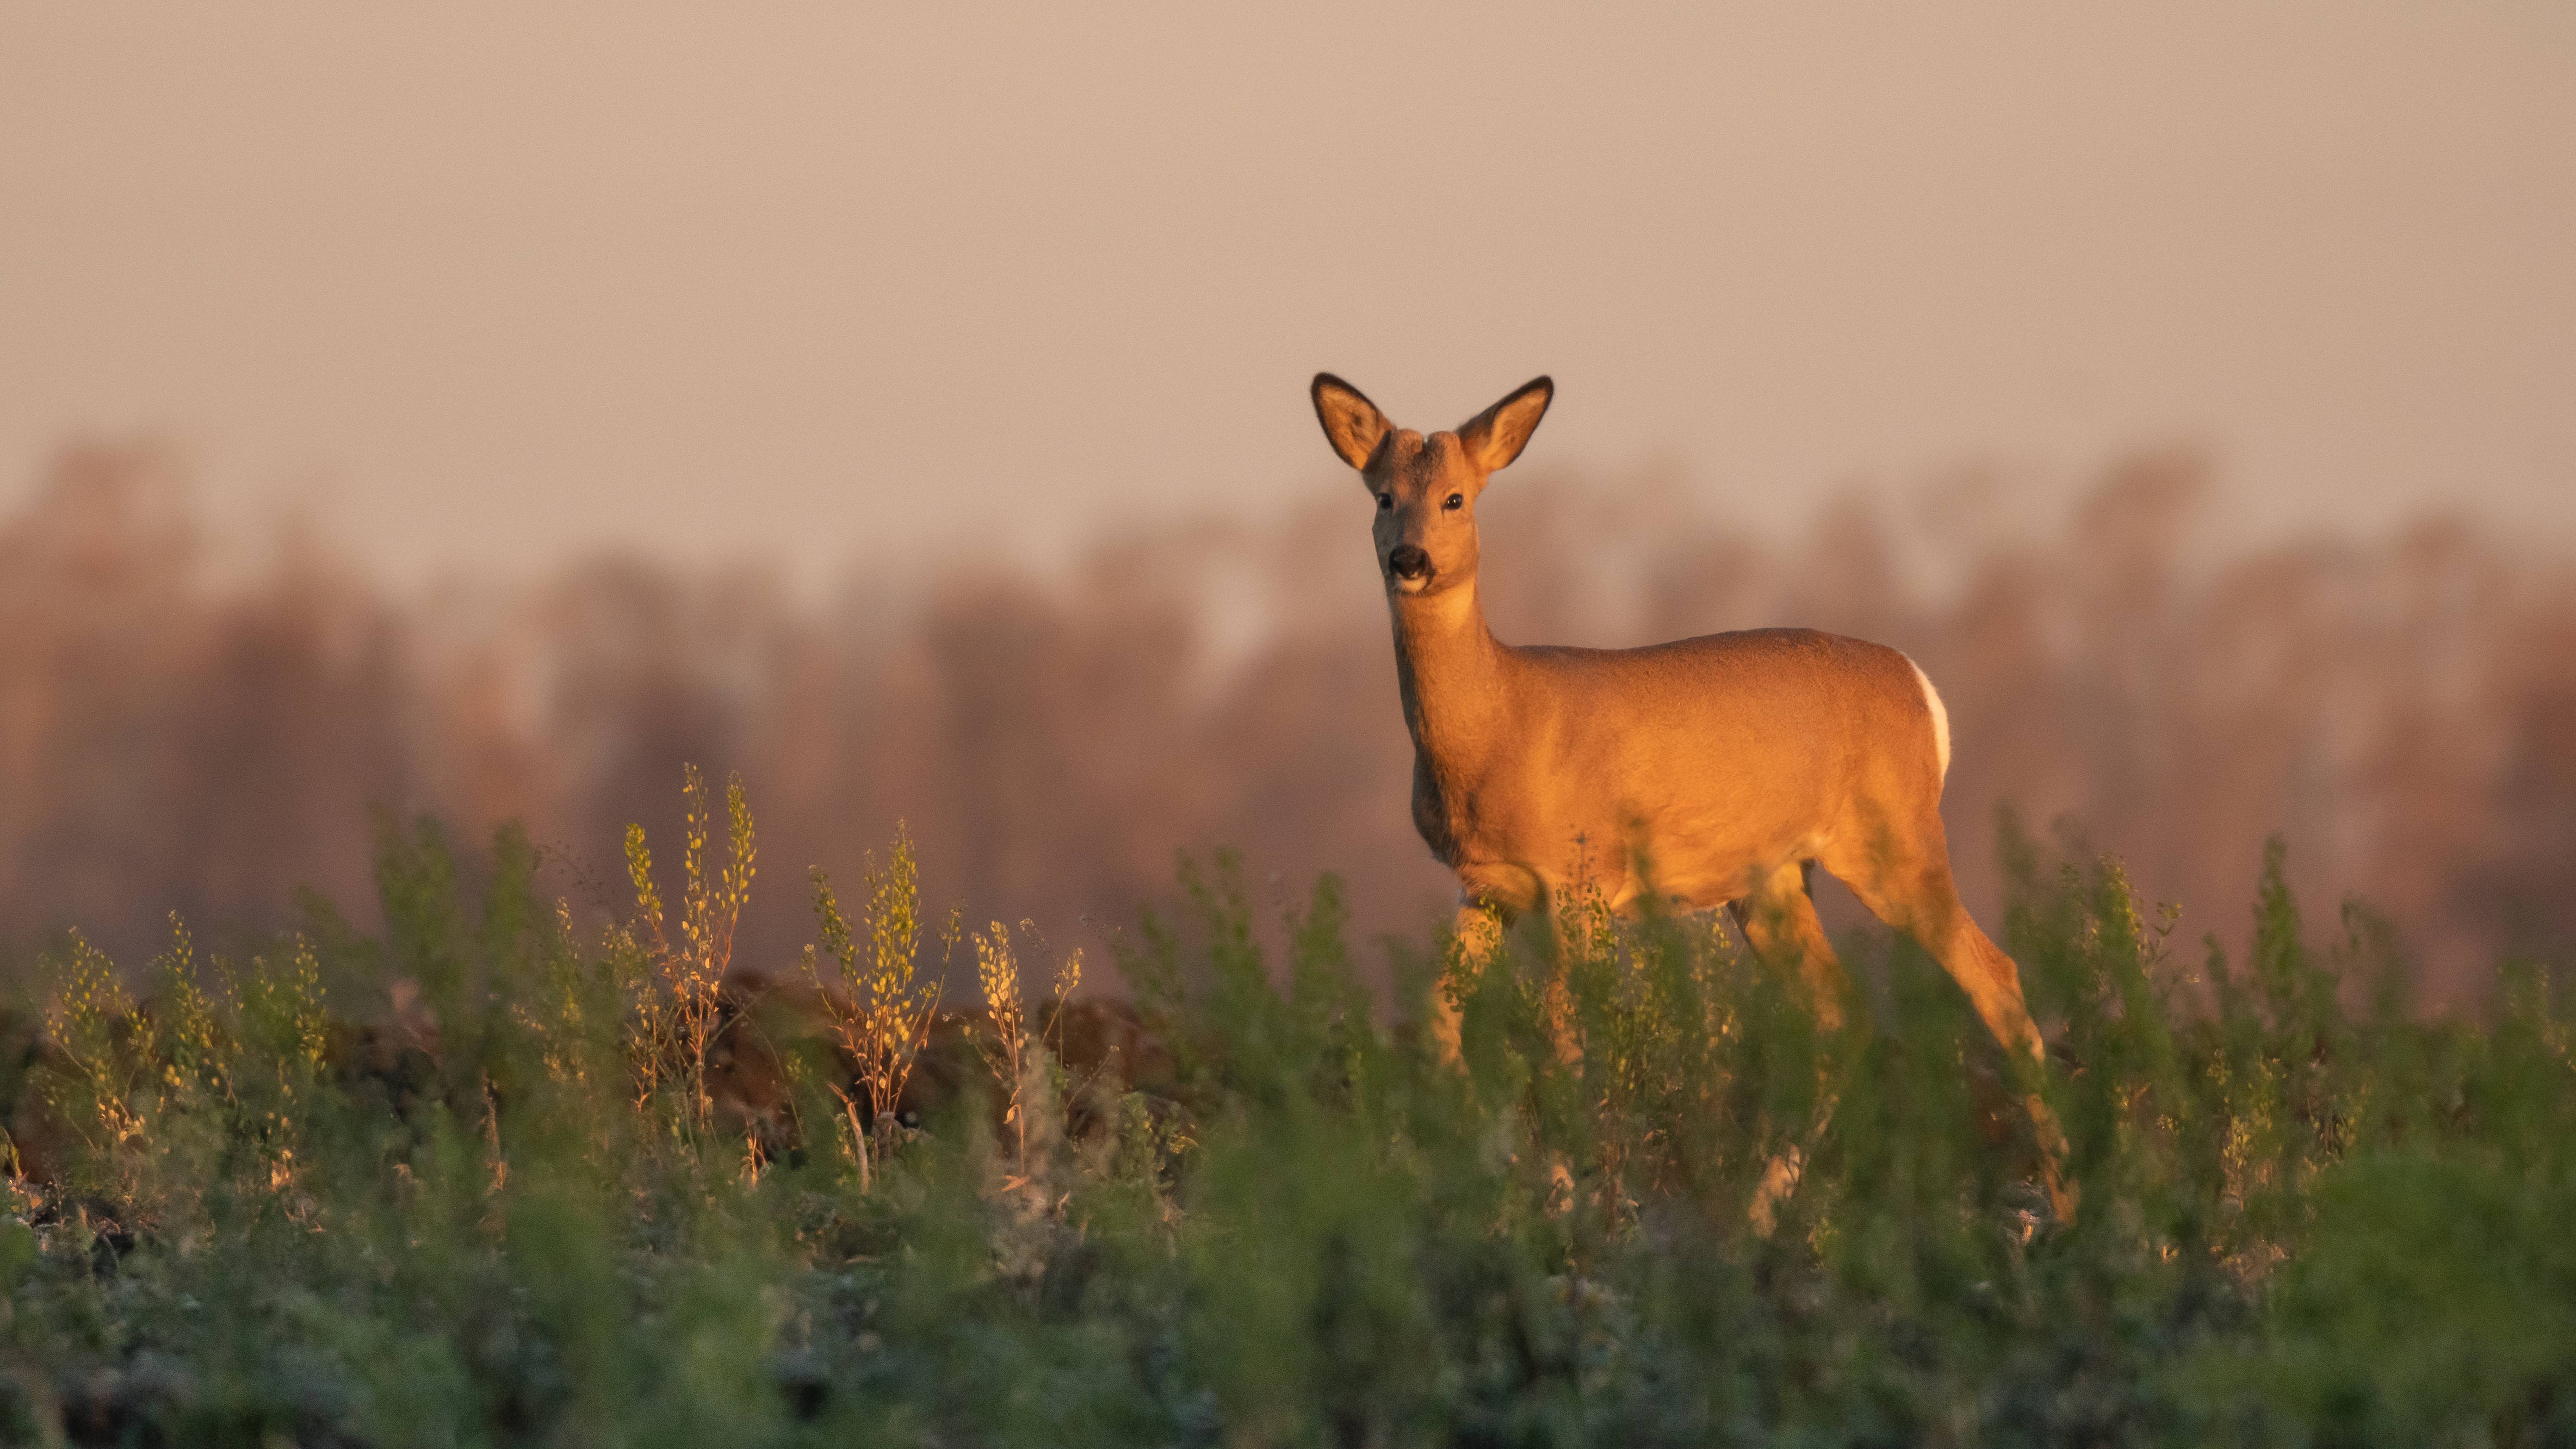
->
[[802, 822, 947, 1185], [623, 766, 757, 1137]]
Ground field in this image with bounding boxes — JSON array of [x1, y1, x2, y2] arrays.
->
[[5, 774, 2576, 1448]]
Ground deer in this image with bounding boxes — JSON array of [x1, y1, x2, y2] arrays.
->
[[1309, 372, 2075, 1225]]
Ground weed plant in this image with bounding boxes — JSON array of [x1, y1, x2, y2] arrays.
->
[[3, 777, 2573, 1446]]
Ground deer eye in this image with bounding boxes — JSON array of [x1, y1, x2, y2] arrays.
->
[[1443, 492, 1465, 511], [1375, 493, 1393, 511]]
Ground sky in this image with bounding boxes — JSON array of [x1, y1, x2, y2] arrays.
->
[[3, 4, 2571, 587]]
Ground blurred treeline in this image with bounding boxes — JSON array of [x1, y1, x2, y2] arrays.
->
[[3, 440, 2569, 1003]]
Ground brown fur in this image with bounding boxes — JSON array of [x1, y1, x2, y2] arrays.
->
[[1311, 372, 2074, 1220]]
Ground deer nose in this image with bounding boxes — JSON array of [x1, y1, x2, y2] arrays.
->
[[1388, 545, 1431, 580]]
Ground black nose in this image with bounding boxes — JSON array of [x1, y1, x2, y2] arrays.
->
[[1388, 545, 1430, 580]]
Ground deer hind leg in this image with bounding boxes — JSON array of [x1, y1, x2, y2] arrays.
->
[[1729, 861, 1846, 1234], [1828, 838, 2079, 1222]]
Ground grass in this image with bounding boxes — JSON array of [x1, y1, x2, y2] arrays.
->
[[3, 775, 2574, 1447]]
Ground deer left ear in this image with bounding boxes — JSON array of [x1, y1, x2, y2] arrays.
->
[[1457, 377, 1553, 473]]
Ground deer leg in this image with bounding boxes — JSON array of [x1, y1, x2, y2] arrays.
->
[[1449, 870, 1585, 1069], [1453, 897, 1507, 962], [1832, 843, 2079, 1222], [1449, 893, 1578, 1209], [1931, 910, 2078, 1223], [1729, 862, 1846, 1234], [1728, 861, 1848, 1031], [1470, 895, 1583, 1071], [1435, 897, 1509, 1065]]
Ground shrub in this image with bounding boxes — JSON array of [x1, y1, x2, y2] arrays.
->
[[1, 776, 2570, 1446]]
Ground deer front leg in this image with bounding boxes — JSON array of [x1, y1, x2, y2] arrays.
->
[[1442, 872, 1582, 1069], [1447, 891, 1584, 1210], [1432, 897, 1508, 1064], [1728, 861, 1849, 1030]]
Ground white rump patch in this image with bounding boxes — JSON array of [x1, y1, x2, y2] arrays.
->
[[1904, 655, 1951, 780]]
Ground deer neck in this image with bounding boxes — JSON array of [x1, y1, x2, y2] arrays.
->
[[1390, 579, 1510, 773]]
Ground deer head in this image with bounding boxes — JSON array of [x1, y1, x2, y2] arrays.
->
[[1310, 374, 1553, 598]]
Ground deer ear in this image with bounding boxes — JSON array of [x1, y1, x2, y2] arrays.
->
[[1312, 374, 1392, 472], [1457, 376, 1553, 473]]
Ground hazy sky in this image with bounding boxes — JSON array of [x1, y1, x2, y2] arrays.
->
[[5, 4, 2571, 585]]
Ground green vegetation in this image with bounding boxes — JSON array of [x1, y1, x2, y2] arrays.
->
[[4, 777, 2574, 1447]]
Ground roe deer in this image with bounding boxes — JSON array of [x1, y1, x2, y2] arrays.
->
[[1309, 372, 2074, 1223]]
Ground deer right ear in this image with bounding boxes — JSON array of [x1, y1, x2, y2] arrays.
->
[[1311, 374, 1392, 472]]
